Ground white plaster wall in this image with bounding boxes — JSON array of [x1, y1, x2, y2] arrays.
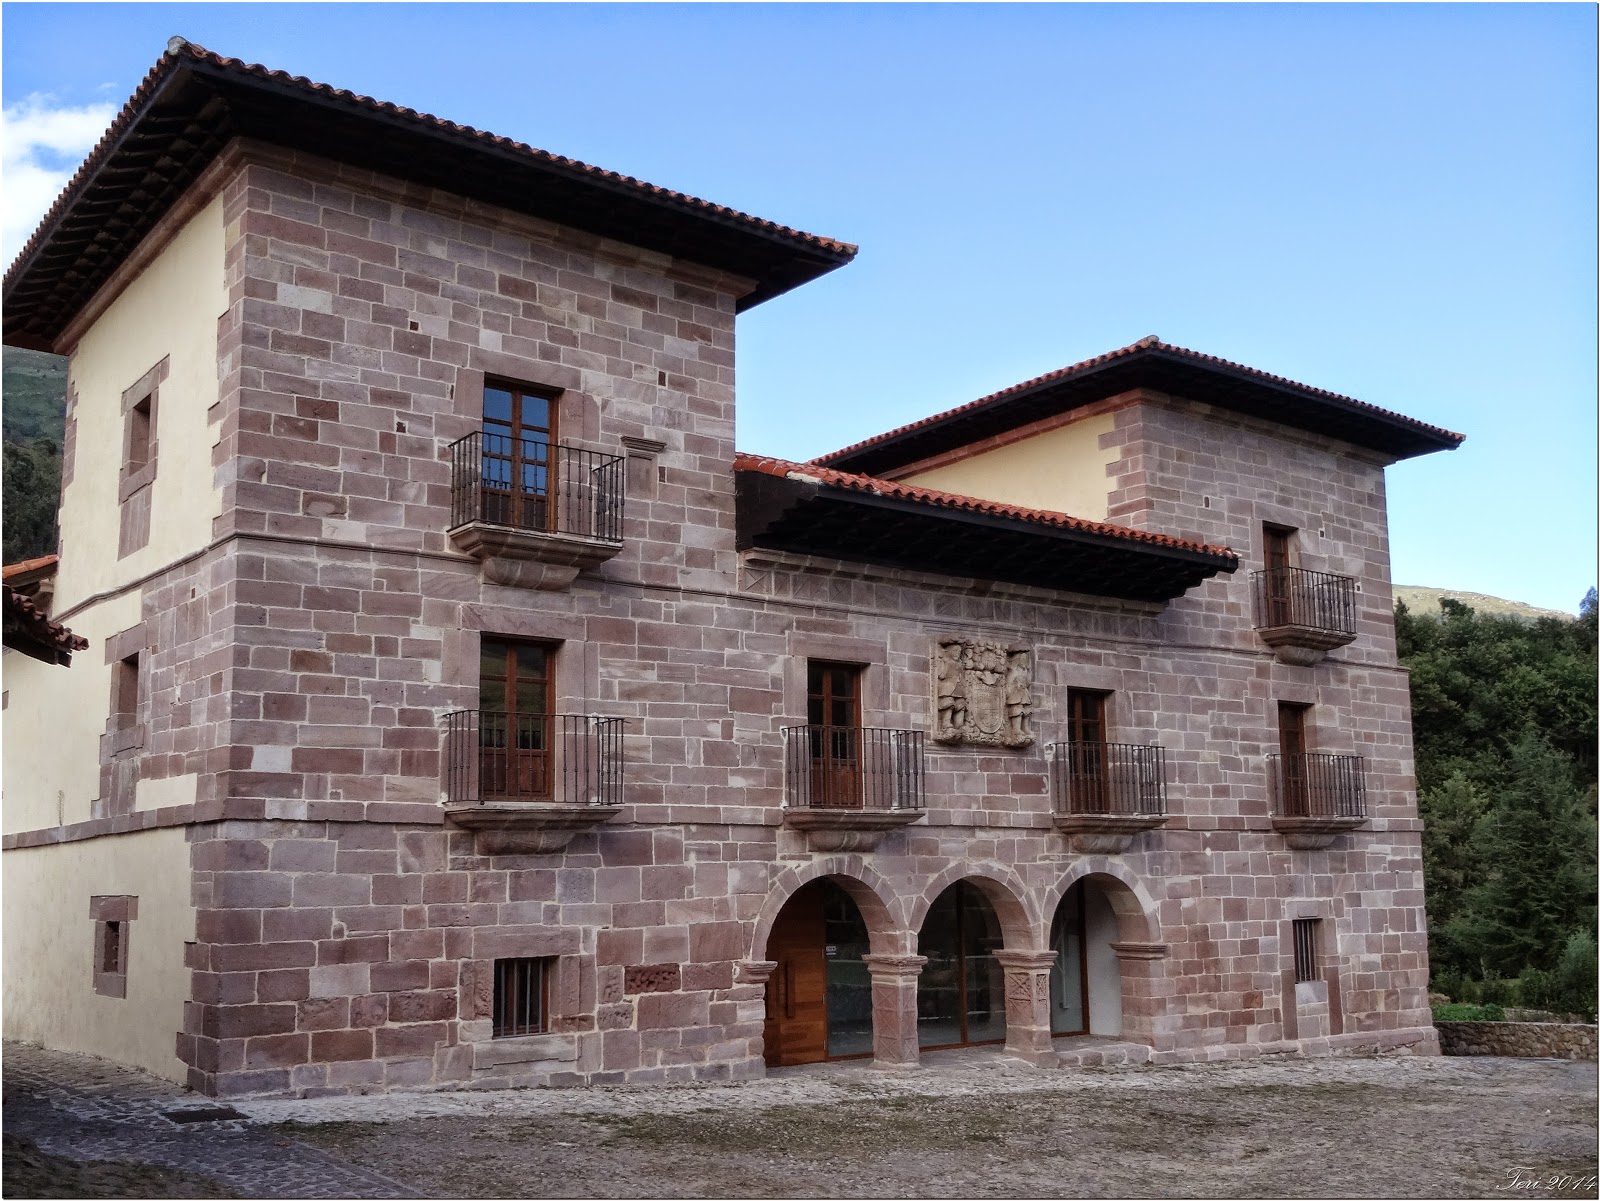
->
[[899, 412, 1119, 522], [1086, 885, 1123, 1037], [1, 590, 142, 834], [55, 195, 226, 611], [1, 828, 195, 1081]]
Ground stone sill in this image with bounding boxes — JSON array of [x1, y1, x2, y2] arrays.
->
[[1257, 624, 1357, 666], [448, 521, 622, 591], [1271, 815, 1368, 849], [470, 1032, 578, 1070], [782, 807, 926, 852], [1052, 812, 1166, 854], [443, 802, 622, 854]]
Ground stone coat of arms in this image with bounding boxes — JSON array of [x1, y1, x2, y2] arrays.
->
[[932, 637, 1033, 748]]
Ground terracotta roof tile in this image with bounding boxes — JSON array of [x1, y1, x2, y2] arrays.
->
[[815, 336, 1465, 467], [734, 452, 1239, 565], [2, 553, 59, 586], [3, 586, 88, 657], [6, 38, 855, 291]]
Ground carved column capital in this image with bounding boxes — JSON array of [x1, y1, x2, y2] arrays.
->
[[1111, 941, 1169, 961], [738, 959, 779, 984], [862, 953, 929, 978], [994, 949, 1059, 972]]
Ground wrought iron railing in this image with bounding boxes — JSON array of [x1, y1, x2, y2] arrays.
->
[[1267, 752, 1366, 819], [1251, 566, 1357, 636], [443, 711, 624, 805], [447, 432, 625, 543], [1049, 742, 1167, 817], [782, 726, 925, 811]]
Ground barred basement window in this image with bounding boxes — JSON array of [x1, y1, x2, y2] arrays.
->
[[1292, 918, 1321, 984], [102, 921, 122, 974], [493, 957, 551, 1037]]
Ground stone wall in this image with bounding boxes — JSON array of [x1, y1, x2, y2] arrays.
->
[[1435, 1021, 1598, 1061]]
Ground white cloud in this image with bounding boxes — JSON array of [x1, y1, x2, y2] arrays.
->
[[2, 95, 116, 268]]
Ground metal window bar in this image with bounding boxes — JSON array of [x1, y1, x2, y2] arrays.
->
[[443, 711, 624, 805], [1292, 918, 1321, 984], [1266, 752, 1366, 819], [448, 432, 625, 543], [782, 726, 926, 811], [1049, 742, 1168, 817], [102, 921, 122, 974], [1250, 566, 1357, 635], [493, 957, 549, 1038]]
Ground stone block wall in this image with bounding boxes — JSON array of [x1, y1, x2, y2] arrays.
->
[[1435, 1021, 1598, 1061]]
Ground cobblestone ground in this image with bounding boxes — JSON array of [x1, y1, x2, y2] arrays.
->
[[4, 1040, 1597, 1199], [2, 1042, 411, 1199]]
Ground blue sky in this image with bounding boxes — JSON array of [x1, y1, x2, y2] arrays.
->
[[4, 3, 1595, 611]]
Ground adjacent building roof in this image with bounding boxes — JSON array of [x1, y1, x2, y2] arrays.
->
[[734, 454, 1238, 604], [3, 38, 858, 350], [817, 336, 1466, 476], [2, 557, 86, 667]]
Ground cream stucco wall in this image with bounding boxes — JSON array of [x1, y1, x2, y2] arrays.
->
[[900, 412, 1119, 523], [2, 827, 195, 1081], [55, 195, 226, 611], [1, 589, 141, 834]]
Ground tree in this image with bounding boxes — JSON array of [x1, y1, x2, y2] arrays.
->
[[1447, 732, 1597, 979], [2, 439, 61, 564], [1417, 773, 1487, 976]]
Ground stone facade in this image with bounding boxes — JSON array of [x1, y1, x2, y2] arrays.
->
[[3, 56, 1453, 1098]]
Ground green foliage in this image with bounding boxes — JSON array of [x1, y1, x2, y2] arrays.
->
[[2, 439, 62, 563], [1430, 1002, 1505, 1022], [1402, 594, 1598, 1002]]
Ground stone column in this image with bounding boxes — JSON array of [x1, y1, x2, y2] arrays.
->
[[994, 949, 1060, 1066], [1111, 941, 1169, 1050], [862, 953, 927, 1070], [738, 959, 778, 1063]]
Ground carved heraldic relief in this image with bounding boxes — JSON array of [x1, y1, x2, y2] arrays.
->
[[933, 637, 1034, 748]]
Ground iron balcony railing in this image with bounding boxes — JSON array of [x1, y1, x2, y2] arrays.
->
[[1049, 742, 1168, 817], [1267, 752, 1366, 819], [447, 432, 625, 543], [1251, 566, 1357, 636], [782, 726, 926, 811], [444, 711, 624, 806]]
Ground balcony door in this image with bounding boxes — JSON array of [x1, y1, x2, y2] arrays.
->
[[1263, 525, 1294, 627], [480, 638, 555, 798], [483, 384, 556, 531], [1066, 689, 1110, 813], [1277, 701, 1311, 816], [807, 662, 862, 808]]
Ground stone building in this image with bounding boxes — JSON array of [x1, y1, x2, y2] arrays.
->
[[1, 40, 1463, 1097]]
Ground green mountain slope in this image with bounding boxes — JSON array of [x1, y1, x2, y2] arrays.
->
[[2, 347, 69, 446], [1395, 585, 1575, 623]]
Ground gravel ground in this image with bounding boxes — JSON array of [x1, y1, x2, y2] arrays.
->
[[4, 1040, 1595, 1199]]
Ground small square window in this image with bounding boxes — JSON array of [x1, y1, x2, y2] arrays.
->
[[1292, 918, 1321, 984], [115, 652, 141, 721], [91, 896, 136, 999], [127, 395, 153, 473], [493, 957, 551, 1038]]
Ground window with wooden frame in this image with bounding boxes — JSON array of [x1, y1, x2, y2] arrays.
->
[[117, 358, 167, 558], [1277, 702, 1312, 816], [806, 661, 863, 808], [493, 957, 552, 1037], [1065, 689, 1112, 813], [90, 895, 136, 998], [481, 382, 557, 532], [479, 637, 556, 799], [1291, 918, 1321, 984]]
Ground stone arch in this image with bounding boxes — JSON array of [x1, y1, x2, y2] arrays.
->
[[905, 860, 1039, 950], [748, 856, 904, 961], [1038, 857, 1162, 945]]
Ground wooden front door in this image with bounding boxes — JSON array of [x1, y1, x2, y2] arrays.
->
[[482, 383, 556, 531], [763, 884, 828, 1066], [480, 638, 555, 798], [807, 662, 862, 808], [1067, 689, 1110, 813]]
